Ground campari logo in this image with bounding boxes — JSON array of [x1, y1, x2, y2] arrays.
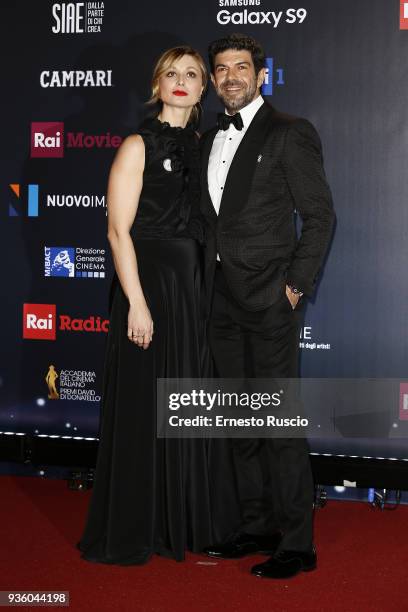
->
[[23, 303, 109, 340], [40, 69, 113, 88], [30, 122, 122, 158], [52, 2, 105, 34]]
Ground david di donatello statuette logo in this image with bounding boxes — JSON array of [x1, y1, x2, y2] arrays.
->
[[46, 365, 60, 400]]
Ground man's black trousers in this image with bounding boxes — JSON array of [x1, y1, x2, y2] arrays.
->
[[209, 265, 314, 552]]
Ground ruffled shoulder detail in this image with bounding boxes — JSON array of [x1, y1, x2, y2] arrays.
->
[[137, 117, 191, 168], [136, 116, 202, 238]]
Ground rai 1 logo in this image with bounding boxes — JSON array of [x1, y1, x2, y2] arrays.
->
[[261, 58, 284, 96], [400, 2, 408, 29]]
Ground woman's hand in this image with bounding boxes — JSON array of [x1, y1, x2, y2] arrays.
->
[[127, 302, 154, 349]]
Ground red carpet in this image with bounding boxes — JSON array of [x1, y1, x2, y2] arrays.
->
[[1, 475, 407, 612]]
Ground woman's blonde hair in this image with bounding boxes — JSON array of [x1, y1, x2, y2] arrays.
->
[[147, 46, 208, 124]]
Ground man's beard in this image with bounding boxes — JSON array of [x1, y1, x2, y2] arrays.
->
[[216, 77, 258, 113]]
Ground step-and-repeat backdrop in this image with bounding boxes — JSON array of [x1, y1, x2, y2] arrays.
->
[[2, 1, 408, 461]]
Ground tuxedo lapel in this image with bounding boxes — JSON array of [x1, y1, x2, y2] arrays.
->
[[218, 102, 271, 221], [200, 127, 218, 225]]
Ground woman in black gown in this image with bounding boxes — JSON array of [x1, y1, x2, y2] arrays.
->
[[77, 46, 223, 565]]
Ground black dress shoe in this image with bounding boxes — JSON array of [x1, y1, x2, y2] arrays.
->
[[203, 531, 282, 559], [251, 547, 317, 579]]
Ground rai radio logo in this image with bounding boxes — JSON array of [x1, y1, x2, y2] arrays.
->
[[400, 2, 408, 29], [23, 303, 56, 340]]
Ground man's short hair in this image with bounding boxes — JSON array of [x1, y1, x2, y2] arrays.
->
[[208, 33, 266, 76]]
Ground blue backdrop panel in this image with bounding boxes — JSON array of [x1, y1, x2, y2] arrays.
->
[[1, 0, 408, 460]]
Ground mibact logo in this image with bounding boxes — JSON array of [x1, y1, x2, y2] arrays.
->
[[23, 304, 56, 340], [31, 122, 64, 158], [44, 248, 75, 277], [261, 58, 284, 96], [8, 184, 39, 217], [44, 246, 107, 278]]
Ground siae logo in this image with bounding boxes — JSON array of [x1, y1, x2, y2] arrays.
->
[[31, 122, 122, 158], [52, 2, 86, 33], [8, 184, 39, 217], [52, 2, 105, 34], [261, 58, 284, 96]]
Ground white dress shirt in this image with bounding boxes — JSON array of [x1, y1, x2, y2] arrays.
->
[[208, 95, 264, 260], [208, 95, 264, 215]]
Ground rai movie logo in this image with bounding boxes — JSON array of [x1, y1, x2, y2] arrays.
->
[[31, 122, 64, 158], [400, 2, 408, 29], [399, 383, 408, 420]]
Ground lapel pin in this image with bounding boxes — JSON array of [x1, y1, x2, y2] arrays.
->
[[163, 158, 172, 172], [257, 154, 262, 163]]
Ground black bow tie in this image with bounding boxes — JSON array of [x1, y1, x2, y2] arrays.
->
[[217, 112, 244, 131]]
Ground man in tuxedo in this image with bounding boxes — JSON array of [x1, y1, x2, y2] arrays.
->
[[201, 34, 335, 579]]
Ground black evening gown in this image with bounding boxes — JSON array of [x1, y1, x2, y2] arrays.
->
[[77, 117, 234, 565]]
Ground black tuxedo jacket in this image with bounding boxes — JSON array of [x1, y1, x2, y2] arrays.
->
[[200, 100, 335, 312]]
